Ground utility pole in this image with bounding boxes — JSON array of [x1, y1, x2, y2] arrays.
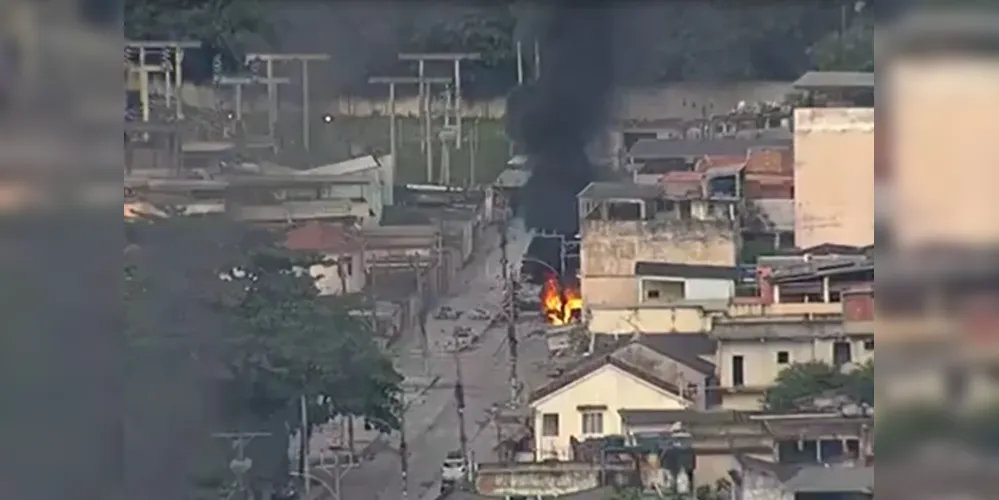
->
[[299, 394, 311, 498], [516, 41, 525, 85], [216, 75, 290, 130], [533, 39, 541, 80], [400, 393, 410, 500], [498, 217, 519, 403], [469, 116, 479, 187], [441, 84, 453, 184], [399, 53, 482, 181], [126, 40, 200, 120], [369, 76, 450, 188], [212, 431, 271, 499], [245, 53, 330, 156], [453, 331, 470, 468]]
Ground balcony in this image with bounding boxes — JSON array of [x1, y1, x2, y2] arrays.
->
[[728, 301, 843, 318]]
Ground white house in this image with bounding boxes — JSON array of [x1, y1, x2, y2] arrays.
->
[[528, 333, 716, 461]]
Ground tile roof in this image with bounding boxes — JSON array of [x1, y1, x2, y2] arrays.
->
[[633, 334, 717, 375], [284, 221, 363, 253], [695, 155, 746, 172], [629, 137, 792, 160], [528, 355, 684, 404]]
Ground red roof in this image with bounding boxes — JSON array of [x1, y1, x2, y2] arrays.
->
[[661, 171, 705, 183], [695, 155, 746, 172], [284, 221, 362, 253]]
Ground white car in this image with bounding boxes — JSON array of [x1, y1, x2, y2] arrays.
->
[[467, 307, 492, 321], [441, 451, 467, 481]]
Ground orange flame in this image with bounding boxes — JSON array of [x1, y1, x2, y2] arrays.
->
[[541, 274, 582, 325]]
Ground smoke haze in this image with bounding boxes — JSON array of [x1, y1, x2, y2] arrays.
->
[[512, 5, 615, 235]]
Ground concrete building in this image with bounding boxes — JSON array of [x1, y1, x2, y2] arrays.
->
[[577, 181, 739, 310], [283, 222, 366, 296], [792, 106, 874, 249], [635, 262, 737, 304], [706, 257, 874, 410], [528, 334, 715, 461]]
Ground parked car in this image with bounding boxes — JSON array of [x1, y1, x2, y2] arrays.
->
[[467, 307, 492, 321], [434, 306, 462, 320], [441, 451, 467, 481]]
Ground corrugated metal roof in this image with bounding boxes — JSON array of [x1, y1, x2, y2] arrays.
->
[[784, 465, 874, 493], [792, 71, 875, 89], [494, 167, 530, 188], [629, 138, 791, 160], [577, 181, 661, 200]]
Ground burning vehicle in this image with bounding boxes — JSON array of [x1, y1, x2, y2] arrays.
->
[[540, 274, 582, 325]]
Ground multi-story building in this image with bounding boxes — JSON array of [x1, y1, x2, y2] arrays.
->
[[711, 259, 874, 410], [577, 181, 739, 311], [792, 72, 875, 249]]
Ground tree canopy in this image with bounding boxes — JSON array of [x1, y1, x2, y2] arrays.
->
[[124, 0, 875, 89], [124, 215, 401, 497], [763, 360, 874, 412]]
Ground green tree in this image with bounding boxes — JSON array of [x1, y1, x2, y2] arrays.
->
[[125, 0, 268, 63], [125, 216, 402, 496], [763, 361, 853, 412]]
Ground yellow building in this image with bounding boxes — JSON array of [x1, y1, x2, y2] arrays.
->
[[577, 181, 738, 310], [528, 334, 715, 461]]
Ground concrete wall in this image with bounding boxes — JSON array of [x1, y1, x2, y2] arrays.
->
[[532, 364, 690, 461], [475, 463, 609, 497], [581, 219, 737, 308], [889, 56, 999, 248], [793, 108, 875, 249], [588, 306, 715, 334]]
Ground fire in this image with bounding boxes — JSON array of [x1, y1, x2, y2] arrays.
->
[[541, 274, 582, 325]]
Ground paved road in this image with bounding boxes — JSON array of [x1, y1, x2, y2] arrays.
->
[[319, 220, 548, 500]]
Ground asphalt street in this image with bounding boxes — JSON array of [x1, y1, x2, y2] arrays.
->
[[320, 220, 550, 500]]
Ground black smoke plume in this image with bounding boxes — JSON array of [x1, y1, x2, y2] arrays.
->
[[508, 5, 614, 236]]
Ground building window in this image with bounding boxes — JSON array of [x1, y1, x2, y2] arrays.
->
[[777, 351, 790, 364], [581, 411, 604, 435], [863, 339, 874, 351], [542, 413, 560, 437], [683, 383, 699, 400], [731, 355, 745, 387]]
